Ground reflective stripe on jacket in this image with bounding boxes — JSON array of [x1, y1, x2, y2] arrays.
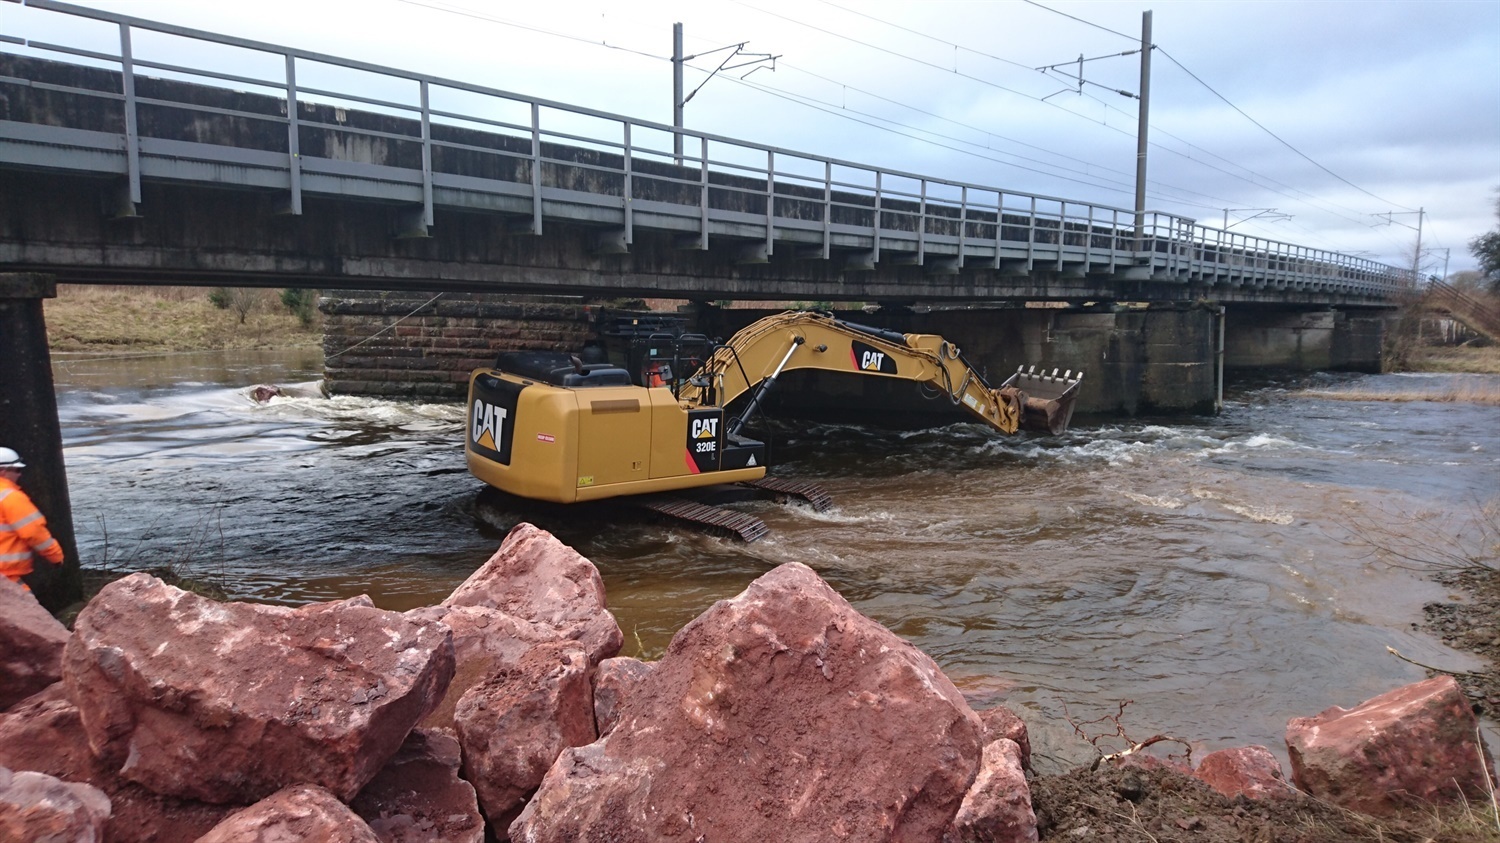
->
[[0, 477, 63, 582]]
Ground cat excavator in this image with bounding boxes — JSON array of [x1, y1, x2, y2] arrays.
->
[[465, 311, 1082, 539]]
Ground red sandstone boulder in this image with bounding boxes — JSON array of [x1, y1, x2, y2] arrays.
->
[[1194, 745, 1291, 800], [195, 785, 380, 843], [406, 605, 574, 730], [63, 573, 455, 804], [1286, 676, 1498, 815], [943, 738, 1038, 843], [0, 765, 111, 843], [409, 525, 621, 731], [441, 523, 621, 664], [0, 575, 70, 710], [977, 705, 1032, 771], [0, 686, 232, 843], [350, 727, 484, 843], [454, 642, 595, 837], [592, 656, 654, 736], [509, 562, 984, 843]]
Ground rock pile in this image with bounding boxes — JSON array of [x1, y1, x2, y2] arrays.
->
[[1, 522, 1494, 842], [0, 524, 614, 843]]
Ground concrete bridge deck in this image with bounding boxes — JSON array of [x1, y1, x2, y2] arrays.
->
[[0, 0, 1413, 304]]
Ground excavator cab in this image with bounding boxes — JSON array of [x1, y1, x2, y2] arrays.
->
[[628, 332, 714, 395]]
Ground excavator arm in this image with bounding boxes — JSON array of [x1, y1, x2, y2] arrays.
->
[[676, 311, 1082, 436]]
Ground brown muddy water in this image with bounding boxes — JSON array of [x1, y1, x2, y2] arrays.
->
[[52, 350, 1500, 772]]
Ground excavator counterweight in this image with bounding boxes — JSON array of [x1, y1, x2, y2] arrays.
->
[[465, 311, 1082, 524]]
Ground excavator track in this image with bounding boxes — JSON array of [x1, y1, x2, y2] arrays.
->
[[737, 477, 834, 512], [631, 496, 770, 543]]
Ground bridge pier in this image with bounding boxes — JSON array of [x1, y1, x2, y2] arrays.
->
[[0, 273, 81, 612], [695, 303, 1221, 418], [1224, 308, 1391, 374]]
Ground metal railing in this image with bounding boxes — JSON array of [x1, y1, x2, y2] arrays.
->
[[1427, 281, 1500, 341], [0, 0, 1415, 298]]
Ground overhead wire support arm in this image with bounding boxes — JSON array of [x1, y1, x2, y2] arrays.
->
[[1224, 208, 1292, 229], [672, 22, 778, 163], [680, 42, 779, 106], [1035, 49, 1145, 99]]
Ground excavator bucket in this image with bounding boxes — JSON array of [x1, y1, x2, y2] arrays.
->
[[1001, 366, 1083, 435]]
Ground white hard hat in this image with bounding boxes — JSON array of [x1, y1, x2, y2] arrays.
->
[[0, 447, 25, 469]]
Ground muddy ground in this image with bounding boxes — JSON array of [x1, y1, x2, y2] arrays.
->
[[1031, 763, 1465, 843], [1025, 567, 1500, 842], [1423, 568, 1500, 715]]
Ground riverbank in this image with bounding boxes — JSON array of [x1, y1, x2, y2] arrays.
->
[[1425, 567, 1500, 715], [43, 285, 321, 354], [1409, 344, 1500, 374]]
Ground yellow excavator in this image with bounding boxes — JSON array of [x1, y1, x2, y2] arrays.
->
[[465, 311, 1081, 538]]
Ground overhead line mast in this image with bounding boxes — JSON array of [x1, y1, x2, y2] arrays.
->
[[1134, 10, 1153, 243]]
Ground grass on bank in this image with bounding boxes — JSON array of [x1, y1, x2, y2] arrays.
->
[[1302, 344, 1500, 404], [1303, 378, 1500, 405], [1408, 345, 1500, 375], [44, 285, 322, 354]]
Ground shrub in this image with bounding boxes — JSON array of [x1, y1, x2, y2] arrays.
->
[[280, 288, 319, 327]]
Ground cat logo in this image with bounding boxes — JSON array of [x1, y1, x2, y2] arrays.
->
[[471, 398, 507, 452], [686, 409, 724, 473], [850, 340, 899, 375]]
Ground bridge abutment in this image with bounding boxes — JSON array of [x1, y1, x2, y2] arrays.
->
[[0, 273, 81, 611], [319, 292, 598, 400]]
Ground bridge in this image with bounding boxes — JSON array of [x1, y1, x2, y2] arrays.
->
[[0, 0, 1412, 303], [0, 0, 1414, 610]]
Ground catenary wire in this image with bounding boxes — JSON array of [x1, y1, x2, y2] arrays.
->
[[389, 0, 1408, 254], [736, 71, 1283, 214], [392, 0, 667, 64], [801, 1, 1407, 230], [773, 64, 1255, 210], [729, 0, 1400, 234], [1020, 0, 1139, 41], [391, 0, 1232, 210], [815, 0, 1051, 75], [1155, 46, 1416, 212]]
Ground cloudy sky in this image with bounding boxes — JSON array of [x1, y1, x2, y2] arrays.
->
[[6, 0, 1497, 275]]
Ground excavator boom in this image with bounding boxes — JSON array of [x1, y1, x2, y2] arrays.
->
[[677, 311, 1081, 436]]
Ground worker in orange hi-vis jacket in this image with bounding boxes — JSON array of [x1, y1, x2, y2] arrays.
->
[[0, 447, 64, 592]]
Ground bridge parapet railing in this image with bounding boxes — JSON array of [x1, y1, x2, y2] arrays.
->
[[1, 0, 1414, 298]]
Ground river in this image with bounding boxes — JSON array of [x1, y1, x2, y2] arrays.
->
[[50, 349, 1500, 771]]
